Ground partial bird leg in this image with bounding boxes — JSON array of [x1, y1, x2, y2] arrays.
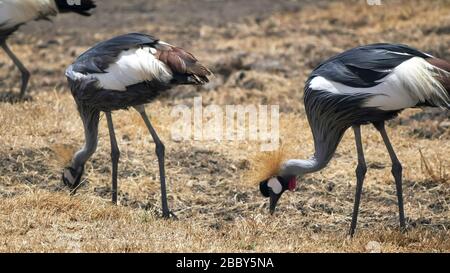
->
[[106, 112, 120, 204], [374, 121, 406, 231], [349, 125, 367, 237], [135, 106, 176, 219], [1, 41, 30, 99]]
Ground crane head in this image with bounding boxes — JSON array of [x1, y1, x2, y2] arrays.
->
[[259, 176, 297, 214], [55, 0, 97, 16], [62, 165, 84, 189]]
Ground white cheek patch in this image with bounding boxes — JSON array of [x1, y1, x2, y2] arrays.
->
[[268, 177, 282, 194]]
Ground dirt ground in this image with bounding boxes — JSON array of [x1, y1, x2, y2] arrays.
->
[[0, 0, 449, 252]]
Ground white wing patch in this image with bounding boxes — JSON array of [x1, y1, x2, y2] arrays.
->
[[0, 0, 57, 30], [309, 57, 450, 111], [309, 76, 340, 94], [90, 47, 173, 91], [388, 57, 449, 108]]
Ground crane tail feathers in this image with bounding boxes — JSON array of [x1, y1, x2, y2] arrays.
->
[[426, 58, 450, 109], [155, 42, 212, 85], [399, 57, 450, 109]]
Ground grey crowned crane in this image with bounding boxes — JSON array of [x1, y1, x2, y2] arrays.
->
[[259, 43, 450, 236], [0, 0, 96, 99], [63, 33, 211, 218]]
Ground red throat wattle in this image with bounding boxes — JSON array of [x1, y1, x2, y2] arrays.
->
[[288, 177, 297, 191]]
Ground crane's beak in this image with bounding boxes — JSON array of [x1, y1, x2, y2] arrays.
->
[[62, 166, 84, 190], [269, 190, 282, 215]]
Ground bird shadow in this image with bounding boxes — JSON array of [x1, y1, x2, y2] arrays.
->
[[0, 147, 65, 194], [0, 91, 32, 103]]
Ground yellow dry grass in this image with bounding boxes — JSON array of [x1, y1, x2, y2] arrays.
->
[[1, 190, 448, 253], [0, 0, 449, 252]]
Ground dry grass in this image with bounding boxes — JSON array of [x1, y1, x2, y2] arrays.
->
[[0, 0, 449, 252], [1, 190, 448, 253], [419, 149, 449, 184]]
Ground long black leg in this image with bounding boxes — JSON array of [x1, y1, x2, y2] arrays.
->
[[374, 121, 406, 230], [1, 41, 30, 98], [135, 106, 175, 219], [106, 112, 120, 204], [349, 125, 367, 237]]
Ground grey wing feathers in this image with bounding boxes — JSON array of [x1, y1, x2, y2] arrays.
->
[[72, 33, 159, 74], [310, 43, 431, 88]]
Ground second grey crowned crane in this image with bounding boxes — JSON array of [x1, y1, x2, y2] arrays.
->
[[259, 43, 450, 236], [63, 33, 211, 218], [0, 0, 96, 99]]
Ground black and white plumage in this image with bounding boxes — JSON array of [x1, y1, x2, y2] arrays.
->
[[0, 0, 96, 98], [259, 43, 450, 235], [63, 33, 211, 218]]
